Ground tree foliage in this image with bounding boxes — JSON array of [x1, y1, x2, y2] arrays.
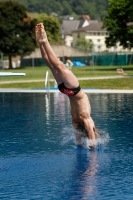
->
[[103, 0, 133, 49], [9, 0, 108, 21], [0, 0, 37, 68], [74, 37, 93, 53], [37, 14, 60, 43]]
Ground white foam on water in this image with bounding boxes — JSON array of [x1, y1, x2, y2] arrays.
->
[[61, 127, 75, 146], [60, 126, 110, 149], [82, 131, 110, 149]]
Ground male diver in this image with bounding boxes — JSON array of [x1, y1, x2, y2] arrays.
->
[[35, 23, 100, 148]]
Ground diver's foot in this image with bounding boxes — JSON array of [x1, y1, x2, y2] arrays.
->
[[35, 23, 47, 44]]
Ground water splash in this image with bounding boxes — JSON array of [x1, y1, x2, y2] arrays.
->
[[61, 127, 75, 146], [81, 131, 110, 149], [60, 126, 110, 150]]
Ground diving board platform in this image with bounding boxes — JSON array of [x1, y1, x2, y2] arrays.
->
[[0, 72, 26, 77]]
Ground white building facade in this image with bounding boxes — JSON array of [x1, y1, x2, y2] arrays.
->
[[72, 22, 131, 53]]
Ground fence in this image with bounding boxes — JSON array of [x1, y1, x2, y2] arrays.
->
[[1, 50, 133, 68], [20, 54, 133, 67]]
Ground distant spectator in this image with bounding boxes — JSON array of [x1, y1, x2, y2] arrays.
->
[[64, 56, 73, 70], [89, 60, 93, 66], [116, 68, 127, 75]]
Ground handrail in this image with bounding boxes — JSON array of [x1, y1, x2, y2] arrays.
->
[[45, 70, 50, 91]]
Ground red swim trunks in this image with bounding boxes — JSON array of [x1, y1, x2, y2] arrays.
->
[[58, 83, 81, 96]]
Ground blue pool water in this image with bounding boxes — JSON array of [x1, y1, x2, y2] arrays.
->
[[0, 92, 133, 200]]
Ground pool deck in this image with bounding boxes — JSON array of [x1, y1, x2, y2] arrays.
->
[[0, 88, 133, 93]]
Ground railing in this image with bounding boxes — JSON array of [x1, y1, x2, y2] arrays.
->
[[54, 79, 57, 88], [45, 70, 50, 92]]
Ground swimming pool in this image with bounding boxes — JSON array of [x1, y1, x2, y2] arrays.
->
[[0, 92, 133, 200]]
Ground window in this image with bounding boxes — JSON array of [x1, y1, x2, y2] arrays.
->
[[77, 33, 80, 38], [98, 46, 101, 50], [97, 39, 101, 42]]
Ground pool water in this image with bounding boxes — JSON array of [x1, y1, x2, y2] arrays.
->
[[0, 92, 133, 200]]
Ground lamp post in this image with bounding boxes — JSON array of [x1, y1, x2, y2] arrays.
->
[[1, 53, 4, 70], [61, 27, 65, 62]]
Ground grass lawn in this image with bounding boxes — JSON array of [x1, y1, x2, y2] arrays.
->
[[0, 65, 133, 89]]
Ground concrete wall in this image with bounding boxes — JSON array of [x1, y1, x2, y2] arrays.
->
[[25, 45, 89, 59]]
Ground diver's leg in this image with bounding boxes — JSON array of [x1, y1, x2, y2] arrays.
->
[[35, 23, 79, 88], [39, 44, 62, 84]]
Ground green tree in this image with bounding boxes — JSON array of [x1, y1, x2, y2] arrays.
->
[[0, 0, 108, 21], [74, 37, 93, 53], [0, 0, 37, 69], [37, 13, 60, 43], [103, 0, 133, 49], [61, 1, 72, 15]]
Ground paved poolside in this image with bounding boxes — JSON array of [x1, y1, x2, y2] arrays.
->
[[0, 88, 133, 93], [0, 75, 131, 84]]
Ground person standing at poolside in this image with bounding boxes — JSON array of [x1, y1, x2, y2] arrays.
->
[[35, 23, 100, 148], [64, 56, 73, 70]]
